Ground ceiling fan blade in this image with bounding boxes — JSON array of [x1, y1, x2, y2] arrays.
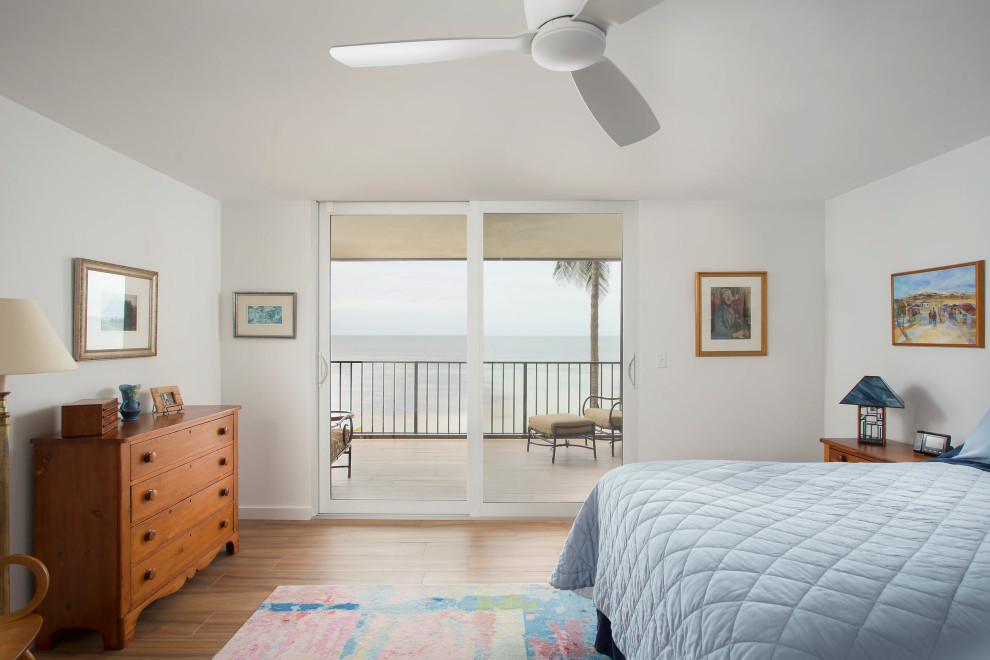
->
[[574, 0, 666, 29], [572, 58, 659, 146], [330, 34, 534, 68]]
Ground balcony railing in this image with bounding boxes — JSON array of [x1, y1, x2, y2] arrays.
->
[[330, 360, 621, 438]]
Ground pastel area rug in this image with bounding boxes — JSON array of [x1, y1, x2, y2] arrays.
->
[[213, 583, 599, 659]]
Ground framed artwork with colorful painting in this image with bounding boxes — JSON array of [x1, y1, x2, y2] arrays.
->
[[695, 271, 767, 357], [891, 261, 984, 347], [233, 292, 297, 338]]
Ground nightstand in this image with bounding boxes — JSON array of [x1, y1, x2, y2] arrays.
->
[[820, 438, 932, 463]]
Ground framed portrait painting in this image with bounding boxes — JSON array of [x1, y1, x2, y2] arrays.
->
[[233, 292, 297, 338], [695, 271, 767, 357], [891, 260, 984, 347]]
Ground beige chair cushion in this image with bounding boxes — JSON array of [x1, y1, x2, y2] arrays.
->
[[584, 407, 623, 430], [529, 414, 595, 436], [331, 427, 349, 462]]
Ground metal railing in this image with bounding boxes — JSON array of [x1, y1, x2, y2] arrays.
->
[[330, 360, 621, 438]]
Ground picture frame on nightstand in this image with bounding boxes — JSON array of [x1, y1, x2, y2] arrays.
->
[[914, 430, 951, 456]]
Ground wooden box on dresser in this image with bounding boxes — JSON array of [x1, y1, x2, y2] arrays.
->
[[32, 405, 241, 650]]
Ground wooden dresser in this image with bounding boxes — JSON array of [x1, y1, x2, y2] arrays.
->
[[32, 405, 240, 650], [820, 437, 931, 463]]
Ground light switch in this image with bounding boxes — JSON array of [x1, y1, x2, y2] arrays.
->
[[656, 352, 667, 368]]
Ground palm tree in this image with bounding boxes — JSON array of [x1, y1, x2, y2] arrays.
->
[[553, 260, 611, 402]]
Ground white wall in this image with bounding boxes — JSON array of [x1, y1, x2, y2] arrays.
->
[[0, 95, 222, 604], [220, 201, 319, 519], [634, 202, 826, 462], [824, 137, 990, 445]]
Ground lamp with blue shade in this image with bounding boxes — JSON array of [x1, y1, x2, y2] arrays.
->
[[840, 376, 905, 445]]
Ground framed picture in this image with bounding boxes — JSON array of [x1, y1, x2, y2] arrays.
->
[[150, 385, 184, 414], [73, 258, 158, 361], [233, 292, 297, 338], [891, 261, 984, 347], [695, 271, 768, 357]]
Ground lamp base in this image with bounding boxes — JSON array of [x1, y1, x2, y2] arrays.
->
[[1, 390, 10, 614], [857, 405, 886, 445]]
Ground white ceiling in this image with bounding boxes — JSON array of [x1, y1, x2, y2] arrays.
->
[[1, 0, 989, 203]]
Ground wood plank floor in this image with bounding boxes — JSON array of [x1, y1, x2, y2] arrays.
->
[[33, 519, 574, 659], [331, 437, 622, 502]]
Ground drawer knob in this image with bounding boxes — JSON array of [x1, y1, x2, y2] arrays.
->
[[837, 454, 847, 462], [144, 568, 157, 581], [220, 487, 230, 497], [145, 489, 158, 501], [144, 451, 157, 463], [219, 426, 230, 436], [145, 529, 157, 542], [220, 518, 230, 529], [219, 456, 229, 466]]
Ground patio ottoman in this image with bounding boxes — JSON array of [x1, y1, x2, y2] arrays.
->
[[527, 413, 597, 463]]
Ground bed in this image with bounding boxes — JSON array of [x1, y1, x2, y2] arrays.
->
[[550, 454, 990, 659]]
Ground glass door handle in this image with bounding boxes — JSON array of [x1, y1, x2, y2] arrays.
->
[[627, 353, 636, 388], [318, 352, 329, 387]]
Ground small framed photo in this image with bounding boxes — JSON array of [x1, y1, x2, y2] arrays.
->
[[233, 292, 297, 339], [150, 385, 184, 414], [695, 271, 767, 357], [891, 261, 984, 347]]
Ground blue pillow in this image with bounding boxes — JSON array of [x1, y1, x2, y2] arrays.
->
[[955, 408, 990, 463]]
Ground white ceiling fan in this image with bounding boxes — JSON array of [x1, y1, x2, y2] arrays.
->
[[329, 0, 665, 147]]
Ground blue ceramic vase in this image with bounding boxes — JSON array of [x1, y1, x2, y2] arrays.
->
[[119, 384, 141, 421]]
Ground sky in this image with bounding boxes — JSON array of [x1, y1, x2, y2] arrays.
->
[[892, 264, 977, 298], [330, 260, 621, 336]]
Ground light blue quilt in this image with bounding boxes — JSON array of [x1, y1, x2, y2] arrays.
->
[[550, 460, 990, 659]]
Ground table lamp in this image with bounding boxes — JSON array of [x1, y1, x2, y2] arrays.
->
[[0, 298, 77, 613], [840, 376, 904, 445]]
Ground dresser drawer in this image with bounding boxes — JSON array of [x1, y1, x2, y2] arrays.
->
[[826, 446, 875, 463], [130, 474, 235, 562], [130, 445, 233, 522], [130, 503, 234, 605], [130, 414, 235, 480]]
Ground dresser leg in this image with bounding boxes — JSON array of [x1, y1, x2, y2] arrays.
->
[[34, 630, 53, 651], [226, 533, 239, 555], [112, 612, 138, 649]]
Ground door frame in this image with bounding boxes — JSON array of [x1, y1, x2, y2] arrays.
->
[[316, 200, 639, 518]]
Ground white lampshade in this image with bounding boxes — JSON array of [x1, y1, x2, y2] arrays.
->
[[0, 298, 77, 378]]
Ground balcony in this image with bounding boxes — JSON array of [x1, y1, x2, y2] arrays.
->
[[328, 359, 623, 502]]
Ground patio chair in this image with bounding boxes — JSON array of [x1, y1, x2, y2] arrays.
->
[[582, 395, 622, 456], [527, 414, 597, 463], [330, 410, 354, 477]]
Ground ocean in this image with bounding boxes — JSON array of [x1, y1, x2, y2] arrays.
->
[[331, 335, 621, 362], [329, 335, 622, 435]]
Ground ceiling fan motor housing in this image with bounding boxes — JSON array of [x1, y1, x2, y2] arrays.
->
[[531, 18, 606, 72], [524, 0, 590, 30]]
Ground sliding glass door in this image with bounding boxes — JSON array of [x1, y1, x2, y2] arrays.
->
[[318, 202, 632, 517], [321, 209, 468, 513], [482, 212, 623, 505]]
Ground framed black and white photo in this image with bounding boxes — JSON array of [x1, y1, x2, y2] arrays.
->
[[233, 292, 297, 338], [73, 258, 158, 360]]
